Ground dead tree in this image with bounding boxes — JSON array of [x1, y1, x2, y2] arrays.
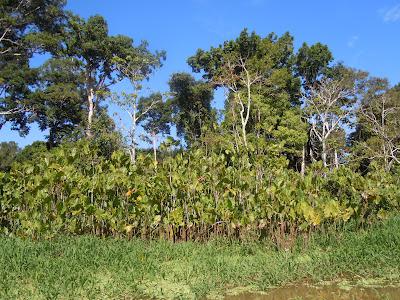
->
[[112, 92, 160, 164], [304, 78, 355, 168], [214, 56, 263, 148], [360, 94, 400, 171]]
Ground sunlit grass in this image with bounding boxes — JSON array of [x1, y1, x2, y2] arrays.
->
[[1, 216, 399, 299]]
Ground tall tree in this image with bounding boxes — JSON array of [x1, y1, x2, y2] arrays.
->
[[188, 29, 307, 163], [112, 91, 160, 164], [169, 72, 214, 146], [213, 55, 263, 148], [304, 68, 363, 168], [295, 42, 333, 174], [0, 0, 67, 133], [111, 50, 165, 163], [30, 58, 84, 146], [352, 78, 400, 171], [62, 14, 161, 138], [296, 42, 333, 88], [140, 93, 171, 164]]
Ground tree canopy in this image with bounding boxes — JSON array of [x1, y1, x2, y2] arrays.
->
[[0, 0, 67, 133]]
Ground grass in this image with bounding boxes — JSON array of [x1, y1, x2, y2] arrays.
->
[[1, 217, 400, 299]]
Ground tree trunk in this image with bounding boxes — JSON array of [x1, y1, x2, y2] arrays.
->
[[152, 131, 157, 165], [129, 147, 135, 164], [309, 147, 316, 163], [130, 111, 137, 164], [334, 149, 339, 169], [241, 124, 247, 148], [322, 140, 327, 168], [230, 104, 240, 152], [86, 87, 95, 138], [301, 146, 306, 177]]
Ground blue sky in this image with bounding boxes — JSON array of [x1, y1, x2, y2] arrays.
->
[[2, 0, 400, 147]]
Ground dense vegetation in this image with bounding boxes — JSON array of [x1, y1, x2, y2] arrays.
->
[[1, 1, 400, 247], [1, 141, 400, 248], [1, 217, 400, 299]]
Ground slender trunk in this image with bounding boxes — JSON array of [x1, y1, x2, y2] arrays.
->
[[242, 76, 252, 149], [230, 104, 240, 152], [130, 109, 137, 164], [129, 147, 135, 164], [86, 87, 95, 138], [322, 139, 327, 168], [301, 146, 306, 177], [241, 123, 247, 148], [334, 149, 339, 169], [239, 104, 248, 149], [152, 131, 157, 165]]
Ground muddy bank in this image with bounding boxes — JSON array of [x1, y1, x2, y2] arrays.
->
[[224, 283, 400, 300]]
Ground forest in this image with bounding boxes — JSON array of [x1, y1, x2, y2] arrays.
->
[[1, 1, 400, 299]]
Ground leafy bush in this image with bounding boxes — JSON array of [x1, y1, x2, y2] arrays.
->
[[0, 141, 399, 246]]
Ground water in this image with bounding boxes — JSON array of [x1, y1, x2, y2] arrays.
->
[[224, 284, 400, 300]]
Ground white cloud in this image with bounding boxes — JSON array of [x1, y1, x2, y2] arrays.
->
[[380, 4, 400, 22], [347, 35, 359, 48]]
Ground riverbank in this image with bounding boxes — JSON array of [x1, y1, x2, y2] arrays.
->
[[1, 216, 400, 299]]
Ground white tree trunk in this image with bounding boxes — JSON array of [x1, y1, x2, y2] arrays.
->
[[130, 109, 137, 164], [152, 132, 157, 165], [86, 87, 95, 138], [301, 146, 306, 177], [129, 147, 136, 165], [322, 139, 327, 168], [241, 120, 248, 148], [334, 149, 339, 169]]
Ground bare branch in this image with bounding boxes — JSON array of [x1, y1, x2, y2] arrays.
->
[[212, 56, 263, 148], [358, 92, 400, 171], [304, 78, 356, 168]]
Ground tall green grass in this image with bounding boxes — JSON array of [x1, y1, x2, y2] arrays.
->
[[1, 216, 400, 299]]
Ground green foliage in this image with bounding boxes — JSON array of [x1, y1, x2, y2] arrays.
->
[[1, 141, 398, 242], [1, 8, 399, 273], [0, 0, 67, 133], [0, 142, 20, 171], [139, 93, 171, 141], [295, 42, 333, 86], [350, 78, 400, 172], [169, 73, 215, 146], [14, 141, 48, 164], [89, 111, 124, 158], [188, 29, 308, 161], [31, 58, 85, 146], [59, 14, 165, 139]]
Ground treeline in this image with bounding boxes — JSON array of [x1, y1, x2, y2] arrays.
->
[[1, 1, 399, 243]]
